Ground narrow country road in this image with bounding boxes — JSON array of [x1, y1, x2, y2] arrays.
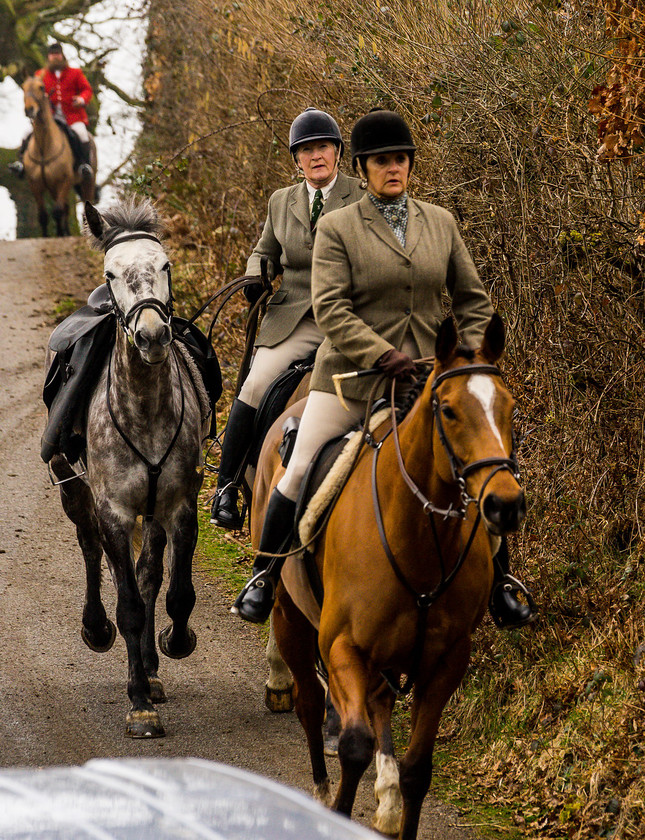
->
[[0, 236, 478, 839]]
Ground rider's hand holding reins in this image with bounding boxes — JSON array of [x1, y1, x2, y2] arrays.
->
[[377, 348, 418, 380], [242, 275, 272, 304]]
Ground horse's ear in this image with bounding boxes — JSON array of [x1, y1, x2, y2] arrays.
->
[[480, 313, 505, 363], [84, 202, 105, 242], [435, 317, 458, 363]]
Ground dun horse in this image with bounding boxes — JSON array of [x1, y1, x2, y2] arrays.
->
[[22, 75, 96, 237], [252, 314, 526, 839], [48, 199, 208, 737]]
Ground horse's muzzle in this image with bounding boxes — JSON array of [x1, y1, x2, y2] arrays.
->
[[482, 490, 526, 535], [133, 322, 172, 363]]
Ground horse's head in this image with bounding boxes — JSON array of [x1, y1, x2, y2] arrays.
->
[[84, 200, 173, 365], [22, 76, 49, 122], [430, 314, 525, 535]]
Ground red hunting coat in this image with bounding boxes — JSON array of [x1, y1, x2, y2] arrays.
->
[[36, 66, 93, 126]]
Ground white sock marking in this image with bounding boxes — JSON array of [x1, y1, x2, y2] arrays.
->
[[467, 374, 504, 449]]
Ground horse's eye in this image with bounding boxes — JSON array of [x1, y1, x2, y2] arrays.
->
[[441, 405, 456, 421]]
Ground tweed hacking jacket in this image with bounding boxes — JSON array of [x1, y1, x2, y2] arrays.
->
[[310, 193, 494, 400], [246, 171, 363, 348]]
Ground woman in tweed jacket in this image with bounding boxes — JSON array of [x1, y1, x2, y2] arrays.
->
[[210, 108, 362, 529], [234, 110, 536, 631]]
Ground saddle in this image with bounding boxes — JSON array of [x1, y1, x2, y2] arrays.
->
[[41, 285, 222, 465]]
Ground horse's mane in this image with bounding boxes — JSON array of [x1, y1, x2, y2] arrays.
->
[[395, 343, 475, 422], [84, 197, 164, 251]]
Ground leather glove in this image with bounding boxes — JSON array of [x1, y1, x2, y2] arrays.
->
[[377, 348, 418, 380], [242, 275, 269, 304]]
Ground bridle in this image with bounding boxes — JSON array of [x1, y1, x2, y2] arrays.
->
[[103, 233, 175, 340], [430, 363, 521, 512], [102, 231, 183, 523], [373, 362, 523, 696]]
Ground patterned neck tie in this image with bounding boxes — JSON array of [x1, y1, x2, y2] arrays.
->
[[310, 189, 323, 229]]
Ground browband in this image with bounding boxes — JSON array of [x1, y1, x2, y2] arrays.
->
[[103, 233, 162, 253]]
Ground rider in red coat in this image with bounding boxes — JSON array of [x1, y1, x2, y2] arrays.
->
[[10, 42, 94, 178]]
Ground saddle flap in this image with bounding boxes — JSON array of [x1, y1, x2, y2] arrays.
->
[[49, 305, 113, 353]]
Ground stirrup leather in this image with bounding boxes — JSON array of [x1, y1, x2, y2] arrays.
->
[[489, 573, 537, 629]]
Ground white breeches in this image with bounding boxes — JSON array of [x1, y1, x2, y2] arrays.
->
[[69, 121, 90, 143], [238, 317, 323, 409]]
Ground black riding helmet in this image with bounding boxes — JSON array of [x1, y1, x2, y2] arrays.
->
[[350, 109, 416, 174], [289, 107, 344, 158]]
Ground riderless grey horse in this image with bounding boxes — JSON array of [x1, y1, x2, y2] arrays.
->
[[47, 198, 209, 737]]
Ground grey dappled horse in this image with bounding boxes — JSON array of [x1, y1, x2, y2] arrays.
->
[[48, 199, 208, 737]]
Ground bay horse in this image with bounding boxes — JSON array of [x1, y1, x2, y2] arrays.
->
[[22, 75, 96, 237], [251, 314, 526, 838], [48, 198, 208, 737]]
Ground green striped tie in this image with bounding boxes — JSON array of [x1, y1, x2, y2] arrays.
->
[[310, 189, 323, 229]]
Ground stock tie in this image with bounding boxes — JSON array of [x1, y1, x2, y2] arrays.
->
[[310, 189, 323, 229]]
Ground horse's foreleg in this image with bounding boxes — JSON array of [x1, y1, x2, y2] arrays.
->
[[327, 637, 376, 817], [368, 681, 401, 836], [399, 642, 470, 840], [50, 455, 115, 653], [265, 612, 294, 712], [273, 590, 330, 804], [97, 502, 164, 738], [136, 519, 167, 703], [52, 186, 70, 237], [33, 192, 48, 238], [158, 502, 197, 660]]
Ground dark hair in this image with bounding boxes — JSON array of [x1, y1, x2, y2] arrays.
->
[[47, 42, 64, 55]]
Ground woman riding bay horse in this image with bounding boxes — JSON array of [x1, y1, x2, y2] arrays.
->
[[232, 109, 537, 631]]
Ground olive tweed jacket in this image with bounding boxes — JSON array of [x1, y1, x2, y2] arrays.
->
[[246, 171, 363, 348], [310, 193, 494, 400]]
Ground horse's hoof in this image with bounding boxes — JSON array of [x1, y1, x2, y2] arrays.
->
[[158, 625, 197, 659], [265, 684, 294, 713], [81, 619, 116, 653], [148, 677, 167, 704], [324, 734, 339, 757], [313, 778, 333, 807], [125, 708, 165, 739]]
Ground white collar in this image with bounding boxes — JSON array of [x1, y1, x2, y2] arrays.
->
[[305, 173, 338, 204]]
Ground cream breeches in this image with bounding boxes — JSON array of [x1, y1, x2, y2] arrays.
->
[[277, 334, 420, 501], [238, 317, 323, 409]]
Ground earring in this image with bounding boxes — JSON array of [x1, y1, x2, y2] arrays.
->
[[360, 177, 367, 190]]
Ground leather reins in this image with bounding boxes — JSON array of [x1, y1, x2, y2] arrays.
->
[[373, 364, 521, 696]]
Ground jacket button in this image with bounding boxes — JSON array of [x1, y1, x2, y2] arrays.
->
[[405, 285, 411, 292], [306, 242, 312, 250], [404, 307, 411, 315]]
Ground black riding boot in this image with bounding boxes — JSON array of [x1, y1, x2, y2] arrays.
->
[[8, 137, 29, 178], [78, 141, 93, 179], [232, 488, 296, 624], [489, 537, 537, 629], [210, 399, 257, 529]]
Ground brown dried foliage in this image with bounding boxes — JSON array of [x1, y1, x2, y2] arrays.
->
[[136, 0, 645, 836]]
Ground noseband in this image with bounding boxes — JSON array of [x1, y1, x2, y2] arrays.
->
[[103, 233, 174, 338], [431, 364, 520, 509]]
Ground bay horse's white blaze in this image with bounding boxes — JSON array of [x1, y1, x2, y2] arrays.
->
[[374, 751, 402, 835], [467, 374, 504, 449]]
